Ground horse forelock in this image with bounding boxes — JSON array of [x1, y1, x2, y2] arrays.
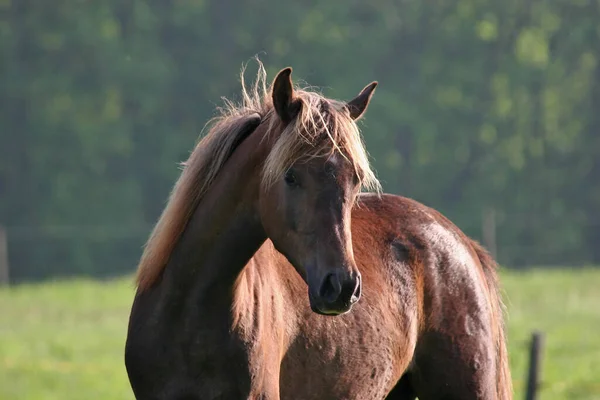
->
[[261, 89, 381, 194], [135, 58, 380, 291]]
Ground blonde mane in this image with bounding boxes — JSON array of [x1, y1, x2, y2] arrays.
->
[[135, 59, 381, 291]]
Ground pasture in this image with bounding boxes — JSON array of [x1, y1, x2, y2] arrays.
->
[[0, 268, 599, 400]]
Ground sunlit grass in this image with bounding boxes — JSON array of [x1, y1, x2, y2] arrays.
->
[[0, 269, 599, 399], [0, 278, 135, 400], [502, 268, 600, 399]]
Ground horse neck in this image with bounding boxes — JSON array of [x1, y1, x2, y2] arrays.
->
[[164, 129, 269, 297]]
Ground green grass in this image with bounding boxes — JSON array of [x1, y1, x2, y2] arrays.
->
[[502, 268, 600, 399], [1, 269, 599, 399], [0, 278, 135, 400]]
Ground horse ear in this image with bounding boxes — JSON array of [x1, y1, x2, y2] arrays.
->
[[346, 81, 378, 121], [272, 67, 301, 124]]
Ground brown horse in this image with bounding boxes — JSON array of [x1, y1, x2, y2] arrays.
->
[[125, 61, 512, 400]]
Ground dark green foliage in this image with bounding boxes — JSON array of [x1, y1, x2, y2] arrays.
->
[[1, 0, 599, 281]]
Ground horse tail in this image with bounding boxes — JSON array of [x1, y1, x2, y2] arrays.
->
[[471, 240, 513, 400]]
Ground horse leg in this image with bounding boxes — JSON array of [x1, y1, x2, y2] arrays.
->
[[409, 331, 498, 400], [384, 373, 417, 400], [245, 351, 281, 400], [248, 382, 280, 400]]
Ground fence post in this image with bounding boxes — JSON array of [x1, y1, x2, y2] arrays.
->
[[482, 207, 497, 260], [0, 226, 9, 286], [525, 331, 544, 400]]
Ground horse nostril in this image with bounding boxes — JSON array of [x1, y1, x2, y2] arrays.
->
[[319, 273, 342, 302], [350, 276, 361, 304]]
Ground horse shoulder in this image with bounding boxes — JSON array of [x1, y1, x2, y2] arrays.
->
[[353, 193, 492, 328], [354, 194, 503, 398]]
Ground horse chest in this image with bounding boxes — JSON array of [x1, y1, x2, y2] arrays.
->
[[278, 314, 405, 400]]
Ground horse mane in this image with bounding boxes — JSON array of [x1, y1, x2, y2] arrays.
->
[[135, 59, 380, 291]]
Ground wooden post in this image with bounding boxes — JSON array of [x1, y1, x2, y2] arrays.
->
[[482, 207, 497, 260], [0, 226, 9, 286], [525, 331, 544, 400]]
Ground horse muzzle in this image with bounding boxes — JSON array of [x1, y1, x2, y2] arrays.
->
[[308, 270, 361, 316]]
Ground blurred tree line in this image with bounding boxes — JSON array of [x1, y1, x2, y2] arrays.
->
[[1, 0, 599, 281]]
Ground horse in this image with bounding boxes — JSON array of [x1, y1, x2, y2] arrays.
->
[[125, 61, 512, 400]]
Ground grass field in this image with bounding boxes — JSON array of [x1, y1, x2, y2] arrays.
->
[[1, 268, 599, 400]]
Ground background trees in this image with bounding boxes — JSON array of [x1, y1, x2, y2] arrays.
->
[[2, 0, 598, 281]]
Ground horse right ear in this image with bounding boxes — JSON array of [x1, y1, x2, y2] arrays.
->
[[272, 67, 301, 124]]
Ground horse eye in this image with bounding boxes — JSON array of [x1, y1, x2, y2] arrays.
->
[[353, 173, 360, 186], [284, 169, 298, 187]]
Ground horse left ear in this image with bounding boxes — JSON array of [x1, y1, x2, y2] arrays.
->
[[346, 81, 378, 121], [272, 67, 301, 124]]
